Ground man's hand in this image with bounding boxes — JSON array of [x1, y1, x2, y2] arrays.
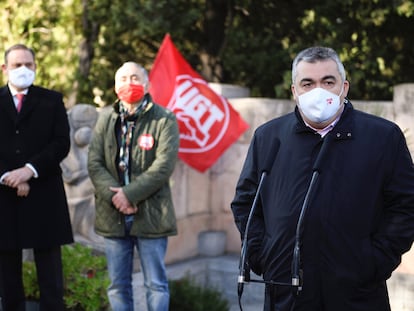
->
[[16, 182, 30, 197], [110, 186, 138, 215], [3, 166, 34, 188]]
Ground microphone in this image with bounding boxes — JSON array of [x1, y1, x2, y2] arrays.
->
[[291, 134, 332, 294], [312, 133, 332, 173], [238, 139, 280, 308]]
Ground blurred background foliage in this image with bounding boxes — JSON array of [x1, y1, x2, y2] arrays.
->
[[0, 0, 413, 107]]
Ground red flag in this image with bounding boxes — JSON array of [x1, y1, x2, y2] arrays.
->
[[149, 34, 249, 172]]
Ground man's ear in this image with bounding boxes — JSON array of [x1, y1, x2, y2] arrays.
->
[[1, 64, 7, 75], [342, 80, 350, 98], [145, 81, 151, 93], [291, 84, 298, 101]]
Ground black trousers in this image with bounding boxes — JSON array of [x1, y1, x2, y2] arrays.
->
[[264, 284, 296, 311], [0, 247, 65, 311]]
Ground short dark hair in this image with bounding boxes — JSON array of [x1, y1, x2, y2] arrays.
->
[[4, 44, 35, 65]]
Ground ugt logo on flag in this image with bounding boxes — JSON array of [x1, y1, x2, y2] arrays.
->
[[169, 75, 228, 152], [150, 34, 249, 172]]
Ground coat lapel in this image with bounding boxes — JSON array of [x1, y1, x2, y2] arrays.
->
[[0, 86, 18, 120], [18, 85, 38, 118]]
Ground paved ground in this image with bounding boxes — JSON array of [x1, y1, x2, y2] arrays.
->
[[0, 253, 411, 311], [132, 254, 414, 311], [132, 255, 263, 311]]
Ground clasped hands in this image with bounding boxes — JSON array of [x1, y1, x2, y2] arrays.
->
[[110, 186, 138, 215], [2, 166, 33, 197]]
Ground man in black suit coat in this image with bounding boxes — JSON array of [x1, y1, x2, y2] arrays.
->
[[0, 44, 73, 311]]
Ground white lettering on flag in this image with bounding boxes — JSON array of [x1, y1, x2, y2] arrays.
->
[[167, 75, 230, 153]]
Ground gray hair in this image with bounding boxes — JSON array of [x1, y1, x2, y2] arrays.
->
[[291, 47, 346, 83], [115, 61, 149, 84]]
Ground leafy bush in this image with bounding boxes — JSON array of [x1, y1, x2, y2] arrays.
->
[[23, 243, 110, 311], [22, 260, 39, 301], [24, 246, 230, 311], [169, 277, 229, 311]]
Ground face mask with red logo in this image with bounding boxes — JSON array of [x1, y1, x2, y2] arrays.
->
[[116, 84, 145, 103], [297, 86, 343, 123]]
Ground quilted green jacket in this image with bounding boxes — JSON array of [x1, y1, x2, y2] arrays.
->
[[87, 98, 179, 238]]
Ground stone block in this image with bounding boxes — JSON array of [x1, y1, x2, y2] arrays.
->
[[198, 230, 227, 257]]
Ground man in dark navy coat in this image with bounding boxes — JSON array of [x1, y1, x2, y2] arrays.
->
[[0, 44, 73, 311], [231, 46, 414, 311]]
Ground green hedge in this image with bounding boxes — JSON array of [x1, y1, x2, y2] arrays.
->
[[169, 276, 229, 311]]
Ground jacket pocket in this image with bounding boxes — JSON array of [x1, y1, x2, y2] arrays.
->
[[135, 192, 176, 236], [357, 238, 377, 285]]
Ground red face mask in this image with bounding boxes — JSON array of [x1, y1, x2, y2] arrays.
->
[[116, 84, 145, 103]]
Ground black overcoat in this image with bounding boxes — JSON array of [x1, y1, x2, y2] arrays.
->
[[231, 101, 414, 311], [0, 85, 73, 250]]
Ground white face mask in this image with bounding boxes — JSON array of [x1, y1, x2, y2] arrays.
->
[[8, 66, 35, 89], [297, 87, 343, 123]]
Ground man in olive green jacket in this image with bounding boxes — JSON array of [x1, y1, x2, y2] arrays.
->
[[87, 62, 179, 311]]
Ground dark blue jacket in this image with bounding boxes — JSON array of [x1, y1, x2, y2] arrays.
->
[[231, 101, 414, 311]]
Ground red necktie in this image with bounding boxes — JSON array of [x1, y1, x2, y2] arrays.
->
[[16, 93, 24, 112]]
